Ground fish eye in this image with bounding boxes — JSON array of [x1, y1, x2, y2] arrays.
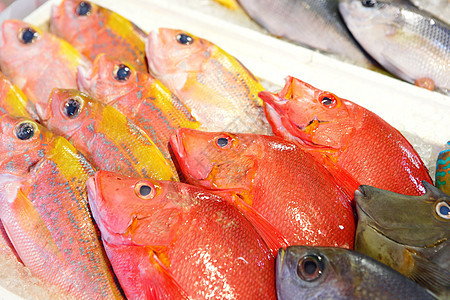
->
[[319, 93, 338, 108], [64, 98, 82, 119], [15, 121, 36, 140], [215, 135, 233, 149], [297, 255, 324, 281], [435, 201, 450, 220], [135, 181, 156, 200], [176, 33, 194, 45], [76, 1, 92, 16], [18, 27, 38, 44], [113, 64, 131, 81], [361, 0, 376, 7]]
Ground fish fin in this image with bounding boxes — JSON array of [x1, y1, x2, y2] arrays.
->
[[318, 155, 360, 199], [407, 249, 450, 295], [140, 251, 189, 299], [217, 190, 289, 257]]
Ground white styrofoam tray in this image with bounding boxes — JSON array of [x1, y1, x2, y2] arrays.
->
[[0, 0, 449, 297]]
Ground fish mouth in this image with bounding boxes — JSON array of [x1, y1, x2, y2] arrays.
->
[[76, 64, 93, 93], [145, 30, 163, 78], [276, 247, 286, 276]]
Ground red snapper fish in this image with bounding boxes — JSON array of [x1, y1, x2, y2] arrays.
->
[[50, 0, 147, 72], [260, 76, 432, 196], [146, 28, 270, 134], [77, 53, 201, 165], [170, 128, 356, 253], [0, 20, 90, 117], [87, 170, 276, 299], [0, 71, 37, 120], [0, 115, 123, 299]]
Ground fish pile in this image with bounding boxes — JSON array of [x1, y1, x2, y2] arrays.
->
[[0, 0, 446, 299]]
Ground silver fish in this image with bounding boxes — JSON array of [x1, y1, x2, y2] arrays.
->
[[276, 246, 436, 299], [355, 182, 450, 299], [339, 0, 450, 93], [236, 0, 374, 67]]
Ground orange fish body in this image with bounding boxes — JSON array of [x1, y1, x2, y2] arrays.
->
[[78, 54, 200, 165], [51, 0, 147, 72], [87, 170, 276, 299], [0, 20, 90, 116], [146, 28, 270, 134], [39, 88, 177, 181], [0, 72, 37, 119], [170, 128, 355, 252], [260, 76, 432, 196], [0, 115, 122, 299]]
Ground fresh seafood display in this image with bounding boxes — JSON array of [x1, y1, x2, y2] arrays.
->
[[355, 182, 450, 298], [436, 141, 450, 195], [0, 0, 446, 298]]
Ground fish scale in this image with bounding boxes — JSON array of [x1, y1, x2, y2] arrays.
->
[[0, 115, 122, 299]]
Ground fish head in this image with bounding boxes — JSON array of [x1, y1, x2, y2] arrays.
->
[[0, 114, 56, 176], [38, 88, 94, 139], [276, 246, 353, 299], [87, 170, 193, 246], [260, 76, 354, 149], [50, 0, 102, 42], [146, 28, 213, 88], [0, 20, 47, 72], [170, 128, 258, 191], [77, 53, 143, 105], [355, 182, 450, 248]]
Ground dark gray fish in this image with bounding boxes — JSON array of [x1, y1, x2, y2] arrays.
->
[[339, 0, 450, 93], [355, 182, 450, 299], [236, 0, 374, 67], [276, 246, 436, 299]]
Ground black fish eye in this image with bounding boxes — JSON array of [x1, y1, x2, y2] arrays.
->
[[217, 137, 229, 147], [76, 1, 92, 16], [64, 98, 82, 118], [297, 255, 324, 281], [113, 64, 131, 81], [436, 201, 450, 220], [139, 185, 152, 196], [321, 97, 333, 106], [361, 0, 376, 7], [176, 33, 194, 45], [15, 122, 35, 140], [18, 27, 38, 44]]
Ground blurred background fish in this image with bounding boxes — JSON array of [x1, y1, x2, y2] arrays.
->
[[355, 182, 450, 298]]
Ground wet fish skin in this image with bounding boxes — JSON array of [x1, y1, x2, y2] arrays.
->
[[50, 0, 147, 72], [339, 0, 450, 93], [355, 182, 450, 298], [277, 246, 436, 299], [77, 53, 201, 167], [170, 128, 355, 253], [87, 170, 277, 299], [0, 114, 123, 299], [39, 88, 177, 181], [236, 0, 373, 67], [0, 71, 37, 120], [260, 76, 433, 196], [436, 141, 450, 195], [408, 0, 450, 22], [146, 28, 271, 134], [0, 19, 90, 114]]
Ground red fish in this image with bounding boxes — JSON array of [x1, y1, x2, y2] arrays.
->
[[260, 76, 432, 196], [0, 20, 90, 117], [0, 71, 37, 119], [51, 0, 147, 72], [170, 128, 355, 252], [87, 170, 276, 299]]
